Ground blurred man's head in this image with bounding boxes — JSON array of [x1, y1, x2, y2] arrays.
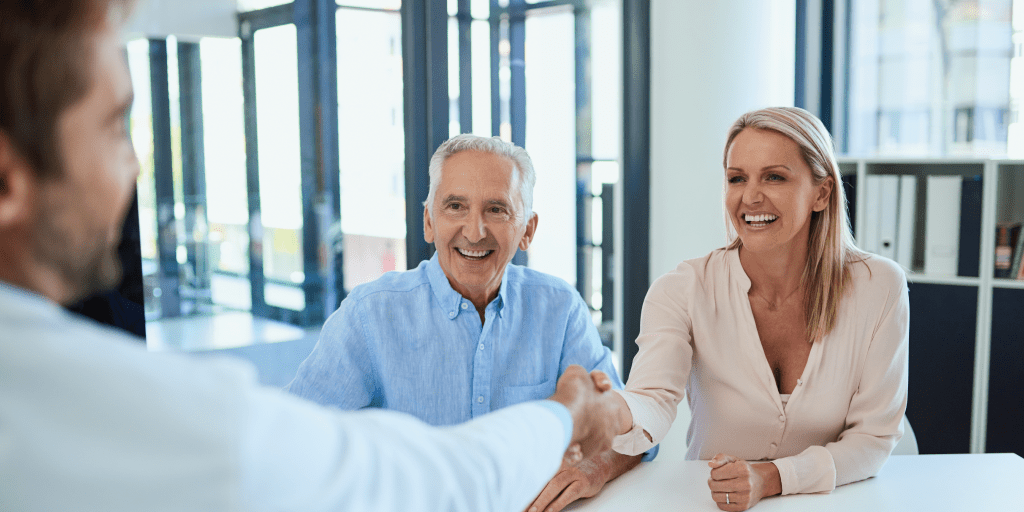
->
[[0, 0, 139, 304]]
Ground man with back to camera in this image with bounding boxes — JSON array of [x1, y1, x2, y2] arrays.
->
[[0, 1, 622, 510], [286, 134, 653, 512]]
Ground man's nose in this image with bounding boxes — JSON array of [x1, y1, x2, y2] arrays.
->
[[462, 210, 487, 243]]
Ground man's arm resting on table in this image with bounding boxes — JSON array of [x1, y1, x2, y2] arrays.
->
[[527, 448, 643, 512]]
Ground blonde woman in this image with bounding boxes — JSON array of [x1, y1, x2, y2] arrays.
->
[[610, 107, 909, 510]]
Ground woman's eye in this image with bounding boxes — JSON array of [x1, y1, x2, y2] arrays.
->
[[727, 176, 744, 184], [767, 174, 785, 181]]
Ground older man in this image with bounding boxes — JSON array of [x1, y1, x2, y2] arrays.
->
[[0, 1, 620, 511], [287, 134, 651, 511]]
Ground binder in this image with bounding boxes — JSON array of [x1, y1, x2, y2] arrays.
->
[[924, 176, 962, 276], [862, 176, 882, 254], [877, 176, 899, 260], [895, 175, 917, 269]]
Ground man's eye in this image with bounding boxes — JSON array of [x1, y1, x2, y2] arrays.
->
[[448, 203, 462, 210], [490, 207, 505, 214]]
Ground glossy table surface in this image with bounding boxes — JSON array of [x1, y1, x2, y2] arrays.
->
[[565, 453, 1024, 511]]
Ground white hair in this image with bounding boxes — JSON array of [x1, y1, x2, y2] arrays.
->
[[423, 134, 536, 222]]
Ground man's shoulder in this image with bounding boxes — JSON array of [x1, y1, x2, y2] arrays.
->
[[507, 264, 580, 298], [345, 265, 432, 303]]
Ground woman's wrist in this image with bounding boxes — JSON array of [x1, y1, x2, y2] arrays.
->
[[754, 462, 783, 497], [609, 390, 633, 435]]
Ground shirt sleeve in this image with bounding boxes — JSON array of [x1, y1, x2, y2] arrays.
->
[[612, 269, 694, 456], [284, 297, 379, 409], [771, 264, 910, 495], [557, 291, 624, 390], [238, 388, 571, 512]]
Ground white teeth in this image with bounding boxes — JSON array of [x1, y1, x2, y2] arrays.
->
[[744, 214, 777, 223], [458, 248, 489, 258]]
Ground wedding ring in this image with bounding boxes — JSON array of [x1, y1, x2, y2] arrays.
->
[[726, 493, 730, 505]]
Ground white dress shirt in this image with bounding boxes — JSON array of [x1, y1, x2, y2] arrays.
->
[[0, 282, 570, 512], [613, 249, 908, 495]]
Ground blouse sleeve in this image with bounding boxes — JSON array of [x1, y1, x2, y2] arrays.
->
[[612, 269, 695, 456], [772, 262, 910, 495]]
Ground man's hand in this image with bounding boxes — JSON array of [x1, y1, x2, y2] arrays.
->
[[525, 449, 642, 512], [706, 454, 782, 511], [547, 365, 618, 464]]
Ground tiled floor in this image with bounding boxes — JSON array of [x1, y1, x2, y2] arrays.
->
[[146, 312, 321, 388]]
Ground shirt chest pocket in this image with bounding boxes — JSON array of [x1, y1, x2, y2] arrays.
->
[[494, 378, 556, 409]]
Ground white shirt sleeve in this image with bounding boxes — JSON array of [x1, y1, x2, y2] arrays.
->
[[239, 387, 571, 512]]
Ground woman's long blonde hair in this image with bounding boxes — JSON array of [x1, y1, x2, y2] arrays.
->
[[723, 106, 867, 342]]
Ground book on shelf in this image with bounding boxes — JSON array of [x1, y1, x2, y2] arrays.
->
[[957, 176, 982, 278], [924, 176, 962, 276], [994, 222, 1022, 279], [1010, 227, 1024, 280]]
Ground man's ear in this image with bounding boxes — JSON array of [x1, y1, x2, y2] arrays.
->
[[423, 204, 434, 244], [518, 212, 539, 251], [0, 131, 35, 227]]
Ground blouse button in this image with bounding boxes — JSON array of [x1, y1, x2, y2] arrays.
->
[[779, 414, 785, 422]]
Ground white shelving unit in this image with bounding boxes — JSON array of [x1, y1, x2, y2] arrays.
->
[[839, 157, 1024, 454]]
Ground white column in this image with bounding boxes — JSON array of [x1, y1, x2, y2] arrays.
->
[[649, 0, 796, 281]]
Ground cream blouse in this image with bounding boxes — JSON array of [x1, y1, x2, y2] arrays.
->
[[613, 248, 909, 495]]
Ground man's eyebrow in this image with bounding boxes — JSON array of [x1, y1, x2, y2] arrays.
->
[[107, 92, 134, 125], [441, 194, 467, 204]]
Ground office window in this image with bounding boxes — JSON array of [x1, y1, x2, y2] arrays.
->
[[844, 0, 1017, 157], [337, 6, 408, 291]]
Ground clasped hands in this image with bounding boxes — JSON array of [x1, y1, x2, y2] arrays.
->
[[545, 365, 619, 466]]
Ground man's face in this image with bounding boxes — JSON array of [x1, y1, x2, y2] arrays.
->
[[424, 150, 538, 304], [32, 21, 139, 302]]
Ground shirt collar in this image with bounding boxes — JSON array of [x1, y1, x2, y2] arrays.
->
[[425, 253, 510, 320], [727, 247, 752, 293], [0, 280, 64, 322]]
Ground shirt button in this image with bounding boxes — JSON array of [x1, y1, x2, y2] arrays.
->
[[477, 396, 484, 403], [779, 415, 785, 422], [461, 302, 469, 310], [797, 379, 803, 386], [448, 311, 456, 318], [479, 343, 485, 351]]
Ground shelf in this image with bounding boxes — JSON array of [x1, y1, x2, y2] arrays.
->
[[992, 279, 1024, 289], [906, 274, 980, 286]]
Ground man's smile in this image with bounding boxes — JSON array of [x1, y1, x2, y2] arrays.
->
[[456, 247, 495, 261]]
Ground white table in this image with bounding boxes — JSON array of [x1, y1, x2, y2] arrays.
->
[[565, 454, 1024, 511]]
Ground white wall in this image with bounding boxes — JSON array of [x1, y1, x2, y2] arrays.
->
[[125, 0, 237, 40], [649, 0, 796, 281]]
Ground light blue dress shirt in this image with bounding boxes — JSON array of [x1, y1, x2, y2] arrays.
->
[[287, 253, 623, 425]]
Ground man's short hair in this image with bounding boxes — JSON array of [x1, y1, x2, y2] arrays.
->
[[424, 134, 537, 221], [0, 0, 131, 179]]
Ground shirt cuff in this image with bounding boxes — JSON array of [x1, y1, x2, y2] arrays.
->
[[771, 445, 837, 495], [537, 400, 573, 450]]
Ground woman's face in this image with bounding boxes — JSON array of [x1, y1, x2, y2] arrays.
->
[[724, 128, 832, 256]]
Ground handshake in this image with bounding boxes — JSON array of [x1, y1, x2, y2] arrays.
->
[[547, 365, 623, 465]]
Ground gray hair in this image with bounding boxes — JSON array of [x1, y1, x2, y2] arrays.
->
[[423, 134, 536, 221]]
